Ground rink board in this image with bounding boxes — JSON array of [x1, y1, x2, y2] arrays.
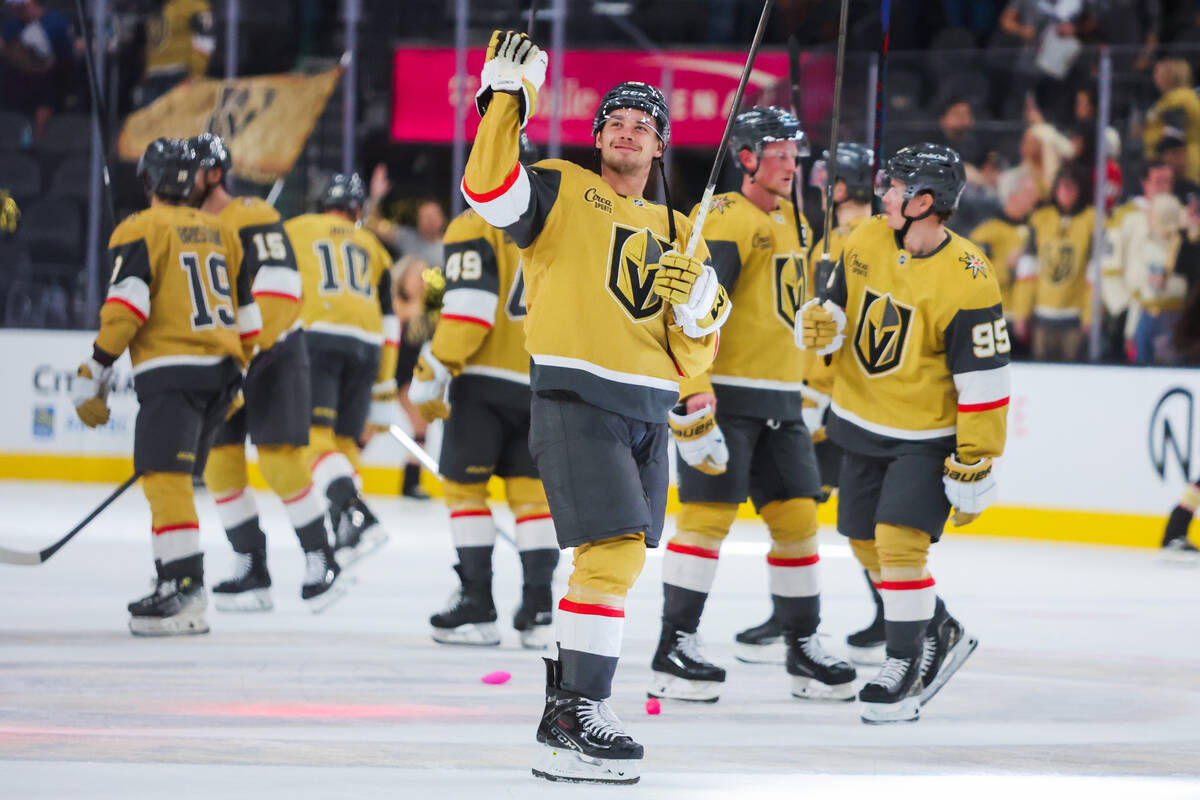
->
[[3, 329, 1197, 549]]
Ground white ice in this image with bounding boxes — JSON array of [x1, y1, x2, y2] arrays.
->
[[1, 480, 1198, 799]]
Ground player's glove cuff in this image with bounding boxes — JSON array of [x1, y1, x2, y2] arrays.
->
[[942, 455, 996, 516], [669, 265, 731, 338], [409, 343, 452, 422], [796, 298, 846, 356], [668, 404, 729, 475], [73, 357, 113, 428]]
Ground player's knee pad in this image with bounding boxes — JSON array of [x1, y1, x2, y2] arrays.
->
[[761, 498, 818, 547], [257, 445, 312, 499], [874, 523, 931, 579], [566, 532, 646, 606], [443, 479, 490, 513], [333, 435, 363, 473], [202, 444, 249, 497], [675, 502, 738, 551], [504, 476, 549, 518], [142, 471, 197, 531], [849, 538, 881, 577], [1182, 484, 1200, 512]]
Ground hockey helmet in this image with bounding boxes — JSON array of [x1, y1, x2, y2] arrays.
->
[[881, 142, 966, 215], [818, 142, 874, 203], [729, 106, 809, 173], [592, 81, 670, 146], [319, 172, 367, 215], [191, 132, 232, 179], [137, 137, 197, 202]]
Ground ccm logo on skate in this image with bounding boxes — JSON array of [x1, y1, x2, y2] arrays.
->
[[1149, 387, 1195, 482]]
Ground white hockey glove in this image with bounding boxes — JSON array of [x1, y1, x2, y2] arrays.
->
[[409, 342, 453, 423], [368, 380, 403, 433], [942, 455, 997, 527], [73, 356, 114, 428], [669, 404, 729, 476], [795, 298, 846, 356], [475, 29, 549, 127], [655, 250, 731, 338]]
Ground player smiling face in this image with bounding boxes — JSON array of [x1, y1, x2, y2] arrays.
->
[[745, 140, 800, 198], [882, 178, 933, 231], [595, 108, 664, 178]]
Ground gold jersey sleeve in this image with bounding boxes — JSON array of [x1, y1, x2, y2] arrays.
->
[[219, 196, 302, 351], [1026, 205, 1095, 325], [100, 205, 252, 392], [687, 191, 811, 419], [827, 216, 1010, 462]]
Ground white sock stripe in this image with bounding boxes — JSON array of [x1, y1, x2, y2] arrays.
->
[[152, 528, 201, 565], [283, 485, 326, 529], [768, 562, 821, 598], [881, 585, 937, 622], [662, 548, 720, 595], [515, 516, 557, 552], [213, 490, 257, 530], [450, 512, 497, 548], [311, 451, 355, 497], [556, 607, 623, 659]]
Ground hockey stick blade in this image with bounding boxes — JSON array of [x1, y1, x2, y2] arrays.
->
[[0, 471, 143, 566]]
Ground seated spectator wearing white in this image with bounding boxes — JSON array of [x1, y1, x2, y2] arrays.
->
[[135, 0, 214, 107], [1121, 193, 1189, 365], [0, 0, 80, 142]]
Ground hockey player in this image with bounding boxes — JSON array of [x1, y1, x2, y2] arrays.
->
[[734, 141, 884, 666], [651, 107, 855, 705], [798, 143, 1008, 723], [187, 133, 341, 612], [72, 138, 257, 635], [412, 136, 559, 649], [462, 31, 727, 783], [286, 174, 398, 570]]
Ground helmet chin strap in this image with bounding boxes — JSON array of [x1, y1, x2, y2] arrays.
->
[[897, 193, 935, 244]]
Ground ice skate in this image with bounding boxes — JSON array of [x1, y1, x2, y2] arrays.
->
[[859, 654, 923, 724], [513, 584, 553, 650], [733, 615, 786, 664], [333, 496, 389, 568], [430, 565, 500, 646], [212, 549, 273, 612], [128, 575, 209, 636], [533, 658, 642, 785], [846, 573, 886, 665], [786, 632, 857, 701], [301, 547, 350, 613], [920, 601, 978, 706], [1162, 537, 1200, 564], [648, 624, 726, 703]]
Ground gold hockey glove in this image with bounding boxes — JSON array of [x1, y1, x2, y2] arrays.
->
[[476, 30, 549, 127], [943, 455, 996, 526], [73, 357, 113, 428], [656, 250, 731, 338], [795, 298, 846, 356], [668, 404, 729, 475], [409, 343, 452, 422]]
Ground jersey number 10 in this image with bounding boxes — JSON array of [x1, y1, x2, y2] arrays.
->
[[314, 240, 372, 298]]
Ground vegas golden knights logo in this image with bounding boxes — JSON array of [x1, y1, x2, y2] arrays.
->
[[773, 253, 807, 330], [854, 289, 914, 376], [606, 224, 670, 322], [1046, 242, 1076, 284]]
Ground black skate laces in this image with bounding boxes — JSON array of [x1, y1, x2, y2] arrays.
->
[[578, 700, 627, 743], [799, 634, 845, 667]]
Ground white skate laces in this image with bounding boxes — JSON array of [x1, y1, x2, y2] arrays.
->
[[675, 630, 708, 662], [800, 634, 844, 667], [578, 699, 627, 743], [228, 552, 254, 581], [872, 656, 911, 690], [920, 634, 938, 675], [303, 550, 331, 585]]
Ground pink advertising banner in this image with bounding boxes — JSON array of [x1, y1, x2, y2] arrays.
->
[[391, 47, 832, 148]]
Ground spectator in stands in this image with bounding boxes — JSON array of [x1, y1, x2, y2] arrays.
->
[[0, 189, 18, 235], [934, 96, 987, 183], [1016, 121, 1072, 203], [1087, 0, 1160, 73], [1157, 133, 1200, 204], [0, 0, 79, 142], [999, 0, 1087, 125], [1143, 57, 1200, 183], [1125, 191, 1188, 364], [368, 164, 446, 267], [135, 0, 214, 108], [1014, 163, 1096, 362]]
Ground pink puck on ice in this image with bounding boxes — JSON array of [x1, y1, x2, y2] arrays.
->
[[481, 671, 511, 685], [645, 698, 661, 715]]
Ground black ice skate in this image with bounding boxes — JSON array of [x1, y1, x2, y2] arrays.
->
[[846, 572, 886, 665], [919, 601, 978, 706], [212, 548, 273, 612], [858, 654, 923, 724], [1163, 537, 1200, 563], [733, 615, 786, 664], [648, 623, 726, 703], [430, 565, 500, 646], [333, 495, 389, 568], [513, 583, 553, 650], [128, 575, 209, 636], [786, 632, 857, 701], [301, 547, 350, 613], [533, 658, 642, 785]]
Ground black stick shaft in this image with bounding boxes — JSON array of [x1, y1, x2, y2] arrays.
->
[[39, 472, 143, 562], [73, 0, 120, 232]]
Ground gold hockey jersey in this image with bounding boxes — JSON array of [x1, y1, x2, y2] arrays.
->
[[683, 190, 810, 420], [1014, 204, 1096, 325], [969, 213, 1032, 314], [100, 204, 256, 394], [461, 93, 719, 423], [432, 207, 530, 408], [807, 213, 870, 398], [287, 212, 398, 381], [144, 0, 213, 78], [219, 196, 301, 351], [826, 216, 1010, 463]]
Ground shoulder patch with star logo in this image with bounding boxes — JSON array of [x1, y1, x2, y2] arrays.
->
[[960, 252, 989, 279]]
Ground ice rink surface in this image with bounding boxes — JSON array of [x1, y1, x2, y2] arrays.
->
[[1, 480, 1198, 799]]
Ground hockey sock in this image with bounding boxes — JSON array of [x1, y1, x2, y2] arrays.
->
[[157, 553, 204, 584], [144, 472, 202, 578], [259, 444, 329, 551], [875, 523, 935, 659], [508, 477, 559, 588], [558, 533, 646, 700], [205, 444, 265, 553], [444, 479, 495, 582], [308, 426, 356, 498], [662, 503, 736, 632], [762, 499, 821, 636], [1164, 505, 1192, 546]]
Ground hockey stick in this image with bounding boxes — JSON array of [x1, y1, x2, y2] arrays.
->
[[814, 0, 850, 303], [872, 0, 892, 178], [785, 35, 811, 291], [387, 424, 518, 549], [684, 0, 777, 259], [0, 472, 143, 566], [72, 0, 120, 232]]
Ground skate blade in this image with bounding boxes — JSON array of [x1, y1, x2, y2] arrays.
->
[[733, 640, 786, 665], [860, 696, 920, 724], [1159, 548, 1200, 566], [790, 674, 857, 701], [846, 642, 885, 666], [920, 632, 979, 706], [304, 575, 355, 615], [213, 588, 273, 612], [532, 744, 640, 785], [518, 624, 553, 650], [335, 526, 390, 568], [129, 607, 210, 637], [648, 671, 722, 703], [431, 622, 501, 646]]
